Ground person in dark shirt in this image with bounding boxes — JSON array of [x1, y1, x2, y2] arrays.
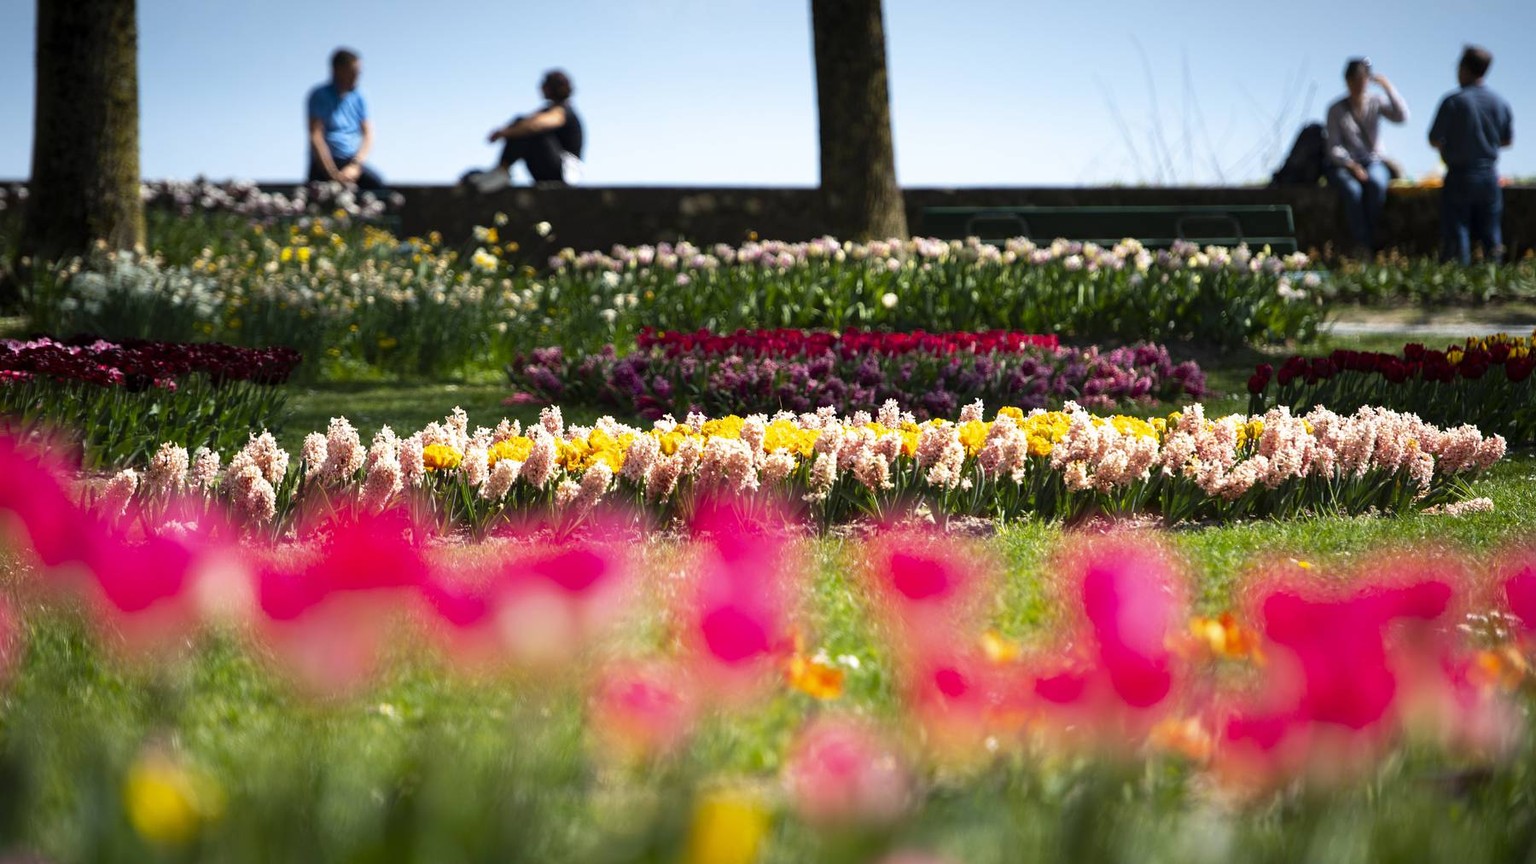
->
[[465, 70, 585, 191], [1428, 45, 1514, 264]]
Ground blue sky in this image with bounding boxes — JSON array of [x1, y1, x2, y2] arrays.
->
[[1, 0, 1532, 186]]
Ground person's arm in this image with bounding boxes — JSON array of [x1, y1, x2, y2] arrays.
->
[[1501, 104, 1514, 148], [336, 119, 374, 182], [1374, 75, 1408, 123], [308, 116, 344, 182], [489, 105, 566, 142], [1427, 99, 1447, 150]]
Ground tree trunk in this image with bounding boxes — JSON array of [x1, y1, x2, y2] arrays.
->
[[17, 0, 143, 279], [810, 0, 908, 241]]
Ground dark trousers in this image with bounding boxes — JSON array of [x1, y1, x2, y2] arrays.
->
[[1325, 160, 1391, 251], [499, 131, 566, 183], [1440, 169, 1503, 264], [307, 157, 385, 191]]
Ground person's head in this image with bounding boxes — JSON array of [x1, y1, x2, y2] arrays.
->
[[331, 48, 361, 92], [541, 69, 574, 103], [1458, 45, 1493, 86], [1344, 58, 1372, 95]]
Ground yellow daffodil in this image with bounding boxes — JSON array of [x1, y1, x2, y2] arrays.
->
[[958, 420, 990, 457], [488, 437, 534, 466], [422, 443, 464, 472], [763, 420, 818, 457], [700, 415, 745, 440], [557, 437, 593, 470], [1109, 415, 1158, 440]]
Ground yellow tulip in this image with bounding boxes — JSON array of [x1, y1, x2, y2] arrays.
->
[[681, 789, 770, 864], [123, 751, 224, 847]]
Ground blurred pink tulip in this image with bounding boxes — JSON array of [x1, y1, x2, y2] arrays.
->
[[590, 659, 697, 761], [784, 716, 910, 827]]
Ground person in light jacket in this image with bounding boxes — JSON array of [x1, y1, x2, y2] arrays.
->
[[1325, 57, 1408, 255]]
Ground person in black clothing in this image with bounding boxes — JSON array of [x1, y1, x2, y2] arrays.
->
[[1428, 46, 1514, 264], [465, 69, 584, 191]]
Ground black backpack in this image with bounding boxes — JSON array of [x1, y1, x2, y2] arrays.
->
[[1270, 123, 1327, 186]]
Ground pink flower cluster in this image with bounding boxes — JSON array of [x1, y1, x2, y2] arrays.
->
[[5, 455, 1535, 804], [1157, 404, 1503, 505]]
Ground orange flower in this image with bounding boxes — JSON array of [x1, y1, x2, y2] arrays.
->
[[1149, 716, 1213, 763], [786, 653, 845, 700], [980, 629, 1022, 665], [1472, 645, 1529, 692], [1186, 613, 1264, 664]]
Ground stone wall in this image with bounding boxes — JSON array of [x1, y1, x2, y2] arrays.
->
[[395, 184, 1536, 260]]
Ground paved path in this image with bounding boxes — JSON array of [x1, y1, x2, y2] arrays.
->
[[1324, 320, 1536, 338]]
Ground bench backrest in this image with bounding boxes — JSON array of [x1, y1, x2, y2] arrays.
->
[[921, 205, 1297, 253]]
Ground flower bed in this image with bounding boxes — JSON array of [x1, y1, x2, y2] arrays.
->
[[22, 227, 1322, 382], [1, 178, 402, 223], [139, 178, 403, 222], [92, 400, 1502, 537], [1248, 333, 1536, 442], [0, 336, 300, 468], [1323, 252, 1536, 304], [636, 326, 1063, 356], [508, 328, 1208, 420], [545, 236, 1320, 350], [26, 238, 505, 380]]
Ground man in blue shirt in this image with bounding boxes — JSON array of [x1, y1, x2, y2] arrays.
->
[[1428, 45, 1514, 264], [307, 48, 383, 190]]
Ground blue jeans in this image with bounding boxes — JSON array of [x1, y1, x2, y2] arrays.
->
[[1326, 160, 1391, 251], [1440, 170, 1503, 264]]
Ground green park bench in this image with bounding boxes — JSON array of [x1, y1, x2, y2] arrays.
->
[[920, 204, 1298, 254]]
